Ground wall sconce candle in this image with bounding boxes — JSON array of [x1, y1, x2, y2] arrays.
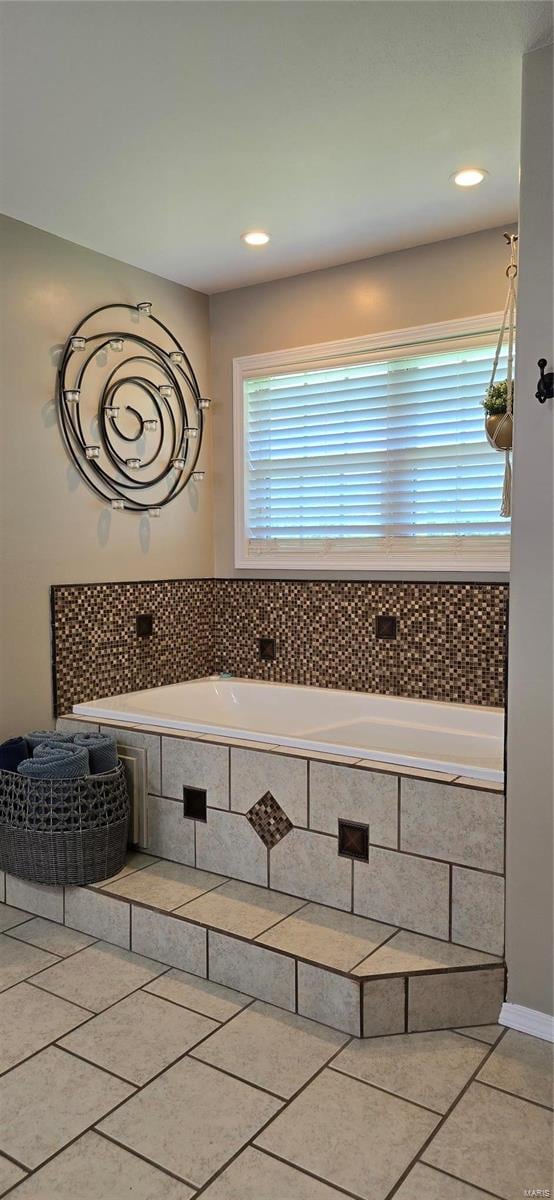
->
[[199, 398, 211, 410], [192, 471, 205, 482], [57, 300, 208, 513]]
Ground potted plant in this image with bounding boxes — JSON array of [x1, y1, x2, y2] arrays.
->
[[483, 380, 513, 451]]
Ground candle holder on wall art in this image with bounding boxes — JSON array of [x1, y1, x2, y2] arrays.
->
[[56, 302, 209, 513]]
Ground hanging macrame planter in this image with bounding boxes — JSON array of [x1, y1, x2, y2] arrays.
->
[[483, 233, 517, 517]]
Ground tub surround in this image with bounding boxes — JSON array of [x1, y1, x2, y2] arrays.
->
[[56, 715, 506, 959], [3, 856, 505, 1039], [51, 578, 508, 715]]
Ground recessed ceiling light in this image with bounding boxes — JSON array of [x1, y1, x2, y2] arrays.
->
[[241, 230, 270, 246], [452, 168, 488, 188]]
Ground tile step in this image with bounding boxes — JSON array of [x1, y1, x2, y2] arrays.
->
[[3, 856, 506, 1038]]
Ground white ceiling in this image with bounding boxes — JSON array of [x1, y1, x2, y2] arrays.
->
[[0, 1, 551, 294]]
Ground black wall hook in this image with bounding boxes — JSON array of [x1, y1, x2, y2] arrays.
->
[[536, 359, 554, 404]]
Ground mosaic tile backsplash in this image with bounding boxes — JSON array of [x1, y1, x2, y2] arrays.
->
[[51, 578, 508, 715], [51, 580, 215, 716]]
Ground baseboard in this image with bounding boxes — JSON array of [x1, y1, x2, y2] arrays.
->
[[500, 1002, 554, 1042]]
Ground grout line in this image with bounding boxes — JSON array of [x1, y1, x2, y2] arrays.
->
[[247, 1145, 364, 1200], [367, 842, 505, 879], [187, 1052, 286, 1102], [448, 864, 453, 941], [328, 1063, 444, 1116], [349, 927, 400, 972], [382, 1027, 510, 1199], [94, 1128, 199, 1190], [55, 1043, 140, 1089], [473, 1077, 554, 1113], [397, 776, 401, 849], [416, 1161, 505, 1199]]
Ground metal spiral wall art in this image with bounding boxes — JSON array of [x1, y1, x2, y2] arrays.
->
[[57, 301, 209, 515]]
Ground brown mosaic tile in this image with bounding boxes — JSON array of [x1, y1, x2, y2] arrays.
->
[[246, 791, 293, 850], [51, 578, 507, 715], [214, 580, 507, 707], [51, 579, 215, 715]]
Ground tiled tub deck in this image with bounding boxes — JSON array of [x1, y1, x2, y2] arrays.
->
[[0, 713, 507, 1039]]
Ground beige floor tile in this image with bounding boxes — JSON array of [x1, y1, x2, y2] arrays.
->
[[104, 860, 227, 911], [256, 1067, 438, 1200], [0, 905, 32, 933], [5, 877, 64, 923], [144, 967, 252, 1022], [258, 903, 396, 971], [0, 1153, 26, 1196], [60, 989, 217, 1084], [423, 1081, 554, 1198], [394, 1162, 495, 1199], [408, 968, 504, 1032], [297, 961, 362, 1035], [0, 933, 58, 992], [131, 906, 207, 975], [332, 1030, 488, 1113], [0, 1045, 133, 1169], [64, 887, 130, 949], [90, 851, 158, 888], [177, 879, 305, 938], [98, 1055, 282, 1188], [454, 1024, 503, 1044], [7, 917, 96, 957], [9, 1130, 193, 1199], [0, 981, 90, 1073], [192, 999, 347, 1098], [208, 931, 296, 1011], [200, 1145, 350, 1199], [353, 929, 499, 976], [31, 941, 167, 1012], [477, 1029, 554, 1108]]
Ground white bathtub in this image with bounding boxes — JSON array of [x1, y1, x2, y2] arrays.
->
[[74, 676, 504, 782]]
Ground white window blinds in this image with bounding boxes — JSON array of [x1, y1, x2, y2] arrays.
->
[[237, 327, 511, 571]]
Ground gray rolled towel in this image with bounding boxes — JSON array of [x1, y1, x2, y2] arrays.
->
[[18, 743, 89, 780], [72, 733, 118, 775], [25, 730, 74, 752]]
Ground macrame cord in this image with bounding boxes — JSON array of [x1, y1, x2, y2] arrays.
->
[[486, 233, 517, 517]]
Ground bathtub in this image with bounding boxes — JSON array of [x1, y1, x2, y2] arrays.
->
[[73, 676, 504, 783]]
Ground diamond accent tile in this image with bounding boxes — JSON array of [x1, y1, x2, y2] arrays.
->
[[246, 791, 293, 849]]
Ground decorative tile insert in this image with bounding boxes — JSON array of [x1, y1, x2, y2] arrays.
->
[[246, 791, 293, 850], [338, 819, 369, 862], [52, 578, 508, 714]]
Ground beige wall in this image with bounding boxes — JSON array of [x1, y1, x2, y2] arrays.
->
[[505, 44, 553, 1019], [0, 216, 212, 738], [209, 224, 517, 579]]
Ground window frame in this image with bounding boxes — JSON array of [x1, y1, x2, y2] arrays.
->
[[233, 312, 509, 574]]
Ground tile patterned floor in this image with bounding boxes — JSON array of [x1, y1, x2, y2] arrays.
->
[[0, 900, 552, 1200]]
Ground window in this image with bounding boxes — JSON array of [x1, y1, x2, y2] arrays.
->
[[233, 314, 510, 572]]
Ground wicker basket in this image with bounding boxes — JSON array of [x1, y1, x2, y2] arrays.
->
[[0, 762, 130, 886]]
